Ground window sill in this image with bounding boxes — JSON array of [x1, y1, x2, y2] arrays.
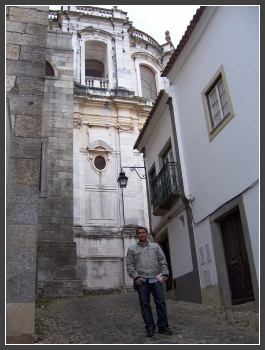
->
[[45, 76, 59, 80], [209, 112, 235, 141]]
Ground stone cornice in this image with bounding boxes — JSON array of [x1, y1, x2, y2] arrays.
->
[[87, 140, 113, 153], [74, 91, 152, 107], [78, 27, 115, 40], [57, 9, 130, 31], [132, 52, 164, 70]]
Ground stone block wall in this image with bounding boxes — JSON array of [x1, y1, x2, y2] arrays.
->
[[36, 30, 82, 297], [6, 6, 49, 344]]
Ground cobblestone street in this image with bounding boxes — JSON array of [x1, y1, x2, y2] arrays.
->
[[35, 290, 259, 344]]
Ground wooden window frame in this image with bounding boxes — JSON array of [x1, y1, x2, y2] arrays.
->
[[202, 65, 235, 141]]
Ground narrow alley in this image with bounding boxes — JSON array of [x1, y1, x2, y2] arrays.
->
[[35, 290, 259, 344]]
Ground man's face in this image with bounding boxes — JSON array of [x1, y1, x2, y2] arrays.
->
[[137, 229, 148, 243]]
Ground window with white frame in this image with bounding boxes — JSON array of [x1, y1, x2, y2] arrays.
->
[[202, 65, 235, 141], [207, 77, 229, 129]]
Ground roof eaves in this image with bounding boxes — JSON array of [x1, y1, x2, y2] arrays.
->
[[161, 6, 207, 77], [133, 90, 165, 150]]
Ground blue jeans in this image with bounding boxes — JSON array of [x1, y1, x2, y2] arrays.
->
[[135, 280, 169, 331]]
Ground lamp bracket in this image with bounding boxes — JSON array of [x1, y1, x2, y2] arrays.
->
[[121, 166, 146, 179]]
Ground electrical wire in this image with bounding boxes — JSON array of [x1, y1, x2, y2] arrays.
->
[[188, 179, 259, 226]]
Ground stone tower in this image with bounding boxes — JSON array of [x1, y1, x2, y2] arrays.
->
[[6, 5, 51, 343]]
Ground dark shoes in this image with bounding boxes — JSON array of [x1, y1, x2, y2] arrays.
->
[[146, 329, 155, 337], [158, 326, 173, 335], [146, 327, 173, 337]]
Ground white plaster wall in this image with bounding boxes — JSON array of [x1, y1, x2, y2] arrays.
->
[[192, 219, 218, 289], [142, 100, 173, 169], [142, 100, 177, 231], [166, 6, 259, 292], [168, 6, 259, 223], [167, 213, 193, 278]]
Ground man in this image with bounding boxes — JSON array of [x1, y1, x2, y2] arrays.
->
[[126, 226, 173, 337]]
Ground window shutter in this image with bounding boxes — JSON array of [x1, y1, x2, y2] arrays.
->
[[140, 65, 157, 100]]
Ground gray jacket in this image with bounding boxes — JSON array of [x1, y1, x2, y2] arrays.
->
[[126, 241, 169, 280]]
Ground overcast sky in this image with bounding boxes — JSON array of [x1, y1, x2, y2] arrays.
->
[[49, 5, 200, 47]]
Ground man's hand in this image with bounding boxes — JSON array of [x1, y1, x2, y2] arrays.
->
[[162, 275, 168, 282], [135, 277, 143, 286]]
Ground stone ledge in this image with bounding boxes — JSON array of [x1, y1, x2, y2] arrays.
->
[[37, 279, 83, 298]]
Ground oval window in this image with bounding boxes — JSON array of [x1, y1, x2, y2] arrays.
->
[[94, 156, 106, 170]]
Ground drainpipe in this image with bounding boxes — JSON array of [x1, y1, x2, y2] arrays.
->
[[141, 147, 154, 240]]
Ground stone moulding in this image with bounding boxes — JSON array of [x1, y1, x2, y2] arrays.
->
[[74, 89, 151, 106], [132, 51, 164, 71], [87, 140, 113, 175], [115, 123, 133, 131], [73, 119, 83, 128], [78, 27, 115, 40], [87, 140, 113, 154]]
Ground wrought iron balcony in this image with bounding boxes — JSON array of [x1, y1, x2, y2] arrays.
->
[[151, 162, 180, 216]]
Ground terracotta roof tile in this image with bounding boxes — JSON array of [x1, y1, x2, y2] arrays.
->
[[161, 6, 207, 77]]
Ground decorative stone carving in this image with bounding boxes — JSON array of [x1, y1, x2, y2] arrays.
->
[[115, 123, 134, 131], [68, 23, 79, 33], [73, 119, 83, 128], [103, 102, 110, 110], [87, 140, 113, 175]]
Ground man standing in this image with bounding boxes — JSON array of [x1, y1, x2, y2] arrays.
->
[[126, 226, 173, 337]]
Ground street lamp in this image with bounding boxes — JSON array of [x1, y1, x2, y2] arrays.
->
[[117, 170, 128, 188], [117, 167, 146, 188]]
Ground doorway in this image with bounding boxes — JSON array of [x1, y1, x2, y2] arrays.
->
[[160, 239, 173, 292], [220, 209, 255, 305]]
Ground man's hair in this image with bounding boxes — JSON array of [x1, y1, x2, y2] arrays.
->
[[136, 226, 148, 234]]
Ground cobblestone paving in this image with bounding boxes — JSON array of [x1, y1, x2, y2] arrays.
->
[[35, 291, 259, 344]]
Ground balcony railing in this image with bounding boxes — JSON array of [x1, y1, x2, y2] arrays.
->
[[85, 77, 109, 89], [151, 162, 180, 214], [76, 7, 113, 18], [131, 30, 161, 51]]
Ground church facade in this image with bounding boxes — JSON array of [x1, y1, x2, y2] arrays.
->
[[44, 6, 174, 292]]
